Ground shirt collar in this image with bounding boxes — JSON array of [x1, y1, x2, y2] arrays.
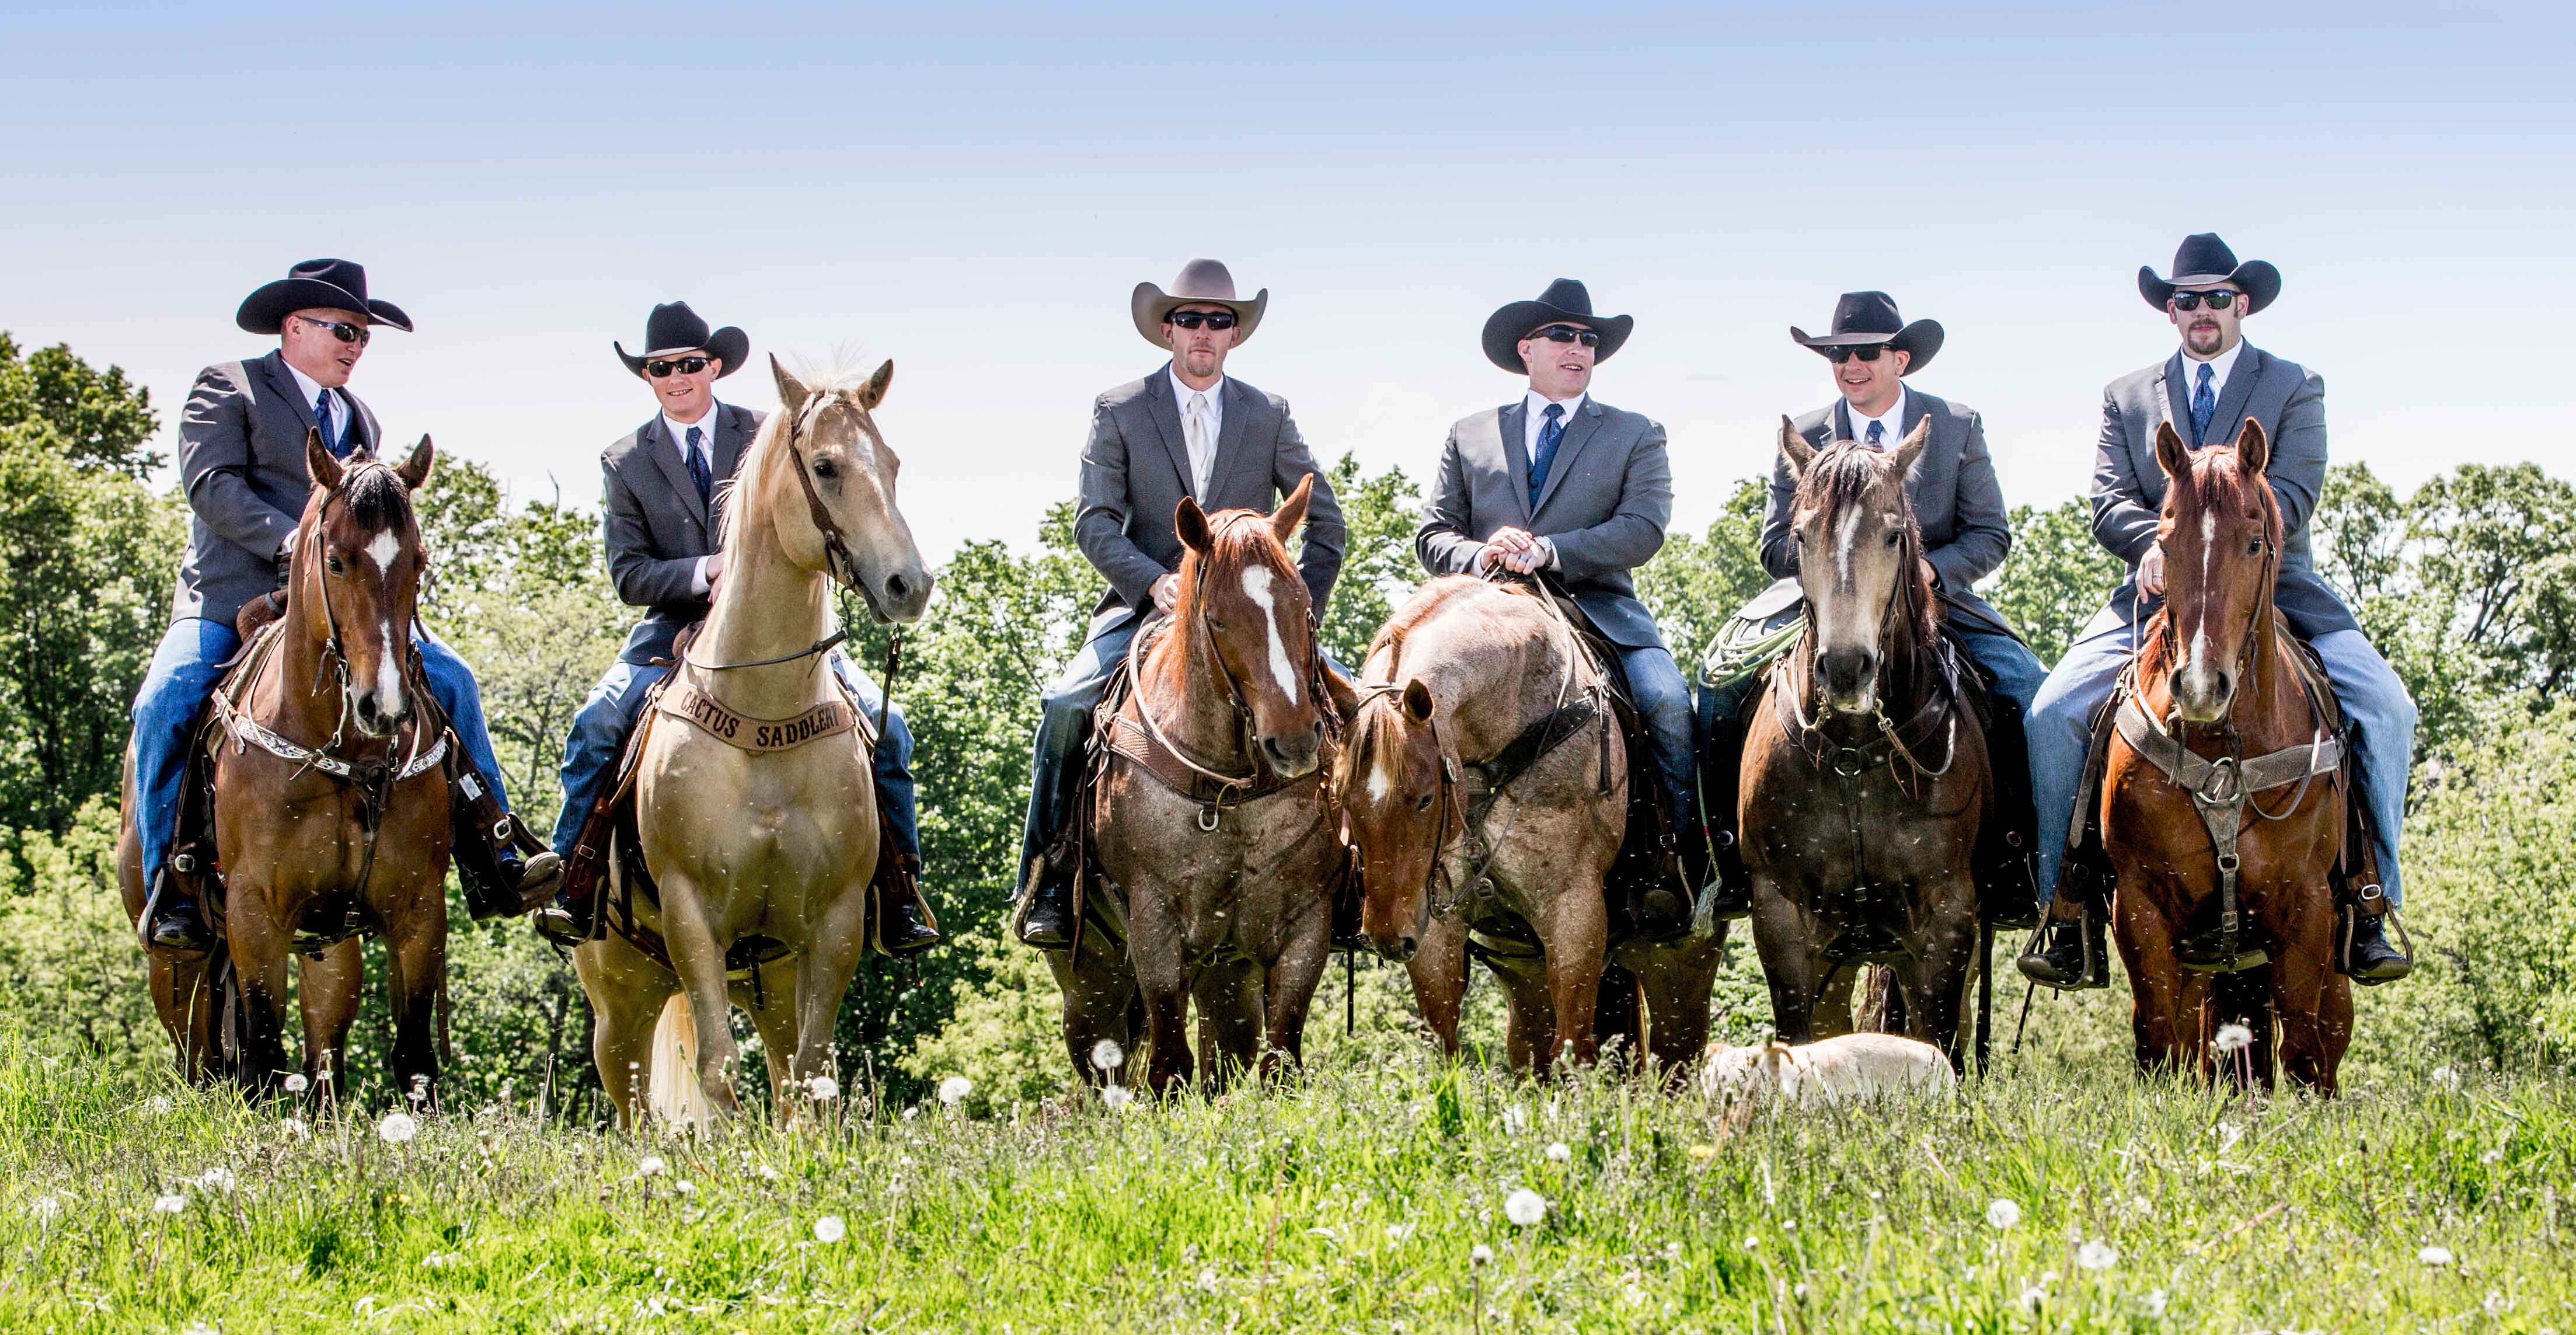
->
[[1846, 385, 1908, 442], [2180, 337, 2247, 394], [664, 403, 722, 451], [1524, 388, 1585, 420], [281, 357, 329, 409], [1169, 367, 1225, 414]]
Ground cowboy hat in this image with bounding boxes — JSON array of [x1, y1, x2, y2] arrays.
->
[[1131, 259, 1267, 347], [614, 301, 750, 379], [2138, 233, 2281, 315], [235, 259, 413, 336], [1481, 278, 1634, 373], [1790, 291, 1943, 376]]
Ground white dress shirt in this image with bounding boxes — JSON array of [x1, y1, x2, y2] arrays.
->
[[2178, 336, 2246, 400], [1511, 389, 1587, 569], [278, 361, 351, 557], [664, 405, 723, 595], [1846, 385, 1909, 449], [1170, 368, 1225, 499]]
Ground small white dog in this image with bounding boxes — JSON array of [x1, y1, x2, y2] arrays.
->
[[1702, 1033, 1957, 1109]]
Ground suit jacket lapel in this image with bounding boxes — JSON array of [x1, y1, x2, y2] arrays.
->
[[1532, 399, 1604, 517], [644, 416, 710, 535], [1207, 378, 1256, 505], [259, 352, 321, 436], [1144, 367, 1198, 499], [1831, 399, 1853, 442], [712, 405, 752, 487], [2161, 353, 2191, 439], [1899, 391, 1931, 451], [1497, 400, 1535, 524], [2208, 346, 2265, 450]]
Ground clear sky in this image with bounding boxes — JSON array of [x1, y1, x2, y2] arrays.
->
[[7, 2, 2570, 561]]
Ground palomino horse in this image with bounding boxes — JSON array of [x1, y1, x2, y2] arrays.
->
[[1338, 574, 1722, 1078], [575, 357, 932, 1127], [2104, 419, 2350, 1091], [1740, 419, 1992, 1065], [118, 432, 451, 1100], [1048, 476, 1339, 1096]]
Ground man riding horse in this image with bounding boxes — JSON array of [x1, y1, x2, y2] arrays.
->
[[131, 259, 557, 953], [534, 301, 938, 951], [2020, 233, 2414, 988], [1015, 259, 1347, 949], [1696, 292, 2044, 918], [1416, 278, 1699, 932]]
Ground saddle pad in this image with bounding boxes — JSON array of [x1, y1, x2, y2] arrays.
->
[[657, 677, 864, 752]]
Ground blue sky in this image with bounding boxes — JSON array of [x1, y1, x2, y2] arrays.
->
[[6, 2, 2570, 560]]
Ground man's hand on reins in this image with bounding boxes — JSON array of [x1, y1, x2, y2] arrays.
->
[[2139, 543, 2167, 597], [1152, 573, 1180, 614], [1478, 527, 1555, 576]]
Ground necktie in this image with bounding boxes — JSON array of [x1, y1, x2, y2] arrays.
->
[[1864, 419, 1885, 450], [315, 391, 350, 459], [1528, 403, 1566, 511], [2189, 361, 2216, 447], [684, 426, 712, 506], [1185, 392, 1213, 498]]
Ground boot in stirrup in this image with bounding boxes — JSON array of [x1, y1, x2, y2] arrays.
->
[[2340, 892, 2412, 985], [2017, 899, 2108, 990], [140, 866, 215, 955]]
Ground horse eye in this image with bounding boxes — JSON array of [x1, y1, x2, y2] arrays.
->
[[1414, 792, 1434, 811], [812, 459, 839, 479], [326, 557, 346, 575], [2247, 538, 2264, 555], [1883, 530, 1901, 548]]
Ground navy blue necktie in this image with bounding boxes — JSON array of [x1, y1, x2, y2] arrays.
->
[[1528, 403, 1566, 511], [1864, 419, 1885, 450], [2189, 362, 2216, 447], [684, 426, 712, 506], [316, 391, 351, 459]]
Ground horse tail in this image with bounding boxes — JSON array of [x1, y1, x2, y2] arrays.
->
[[649, 992, 709, 1127]]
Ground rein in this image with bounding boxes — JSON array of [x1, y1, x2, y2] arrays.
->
[[681, 391, 893, 675]]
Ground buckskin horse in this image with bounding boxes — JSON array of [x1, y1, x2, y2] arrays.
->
[[1338, 574, 1722, 1079], [2102, 419, 2351, 1092], [118, 432, 452, 1100], [1044, 476, 1340, 1096], [574, 357, 933, 1128], [1738, 419, 1992, 1066]]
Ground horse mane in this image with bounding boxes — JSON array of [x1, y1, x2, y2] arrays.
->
[[1801, 444, 1938, 647], [337, 459, 415, 533], [713, 361, 884, 552]]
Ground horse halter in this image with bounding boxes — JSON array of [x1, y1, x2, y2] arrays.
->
[[300, 461, 426, 751], [1130, 512, 1320, 801], [1777, 497, 1957, 787]]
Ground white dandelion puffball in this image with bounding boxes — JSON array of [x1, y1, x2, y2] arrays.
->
[[807, 1075, 841, 1102], [1100, 1085, 1135, 1110], [2142, 1288, 2169, 1317], [1090, 1039, 1125, 1072], [152, 1193, 187, 1214], [673, 1180, 696, 1197], [2419, 1245, 2456, 1266], [2077, 1240, 2118, 1271], [197, 1167, 236, 1194], [284, 1073, 310, 1095], [636, 1155, 667, 1179], [1504, 1188, 1547, 1228], [758, 1165, 782, 1183], [281, 1117, 309, 1139], [376, 1111, 418, 1145], [142, 1095, 175, 1117], [1469, 1243, 1495, 1266], [938, 1076, 973, 1106], [2211, 1023, 2253, 1055], [1545, 1142, 1571, 1163], [1985, 1198, 2022, 1231], [813, 1215, 847, 1244]]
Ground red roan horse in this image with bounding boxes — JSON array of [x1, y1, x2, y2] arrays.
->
[[2104, 419, 2351, 1092]]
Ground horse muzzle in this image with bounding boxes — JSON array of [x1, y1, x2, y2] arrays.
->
[[1818, 646, 1881, 714], [351, 688, 409, 738], [1257, 721, 1324, 779]]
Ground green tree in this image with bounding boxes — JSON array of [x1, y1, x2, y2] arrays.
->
[[1635, 477, 1770, 668], [1985, 498, 2124, 665], [0, 333, 163, 477], [1313, 454, 1423, 669]]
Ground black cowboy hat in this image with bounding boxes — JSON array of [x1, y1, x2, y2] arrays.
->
[[235, 259, 413, 336], [614, 301, 750, 379], [1790, 291, 1942, 375], [2139, 232, 2281, 315], [1481, 278, 1634, 373]]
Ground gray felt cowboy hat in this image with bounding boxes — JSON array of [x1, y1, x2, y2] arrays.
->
[[1790, 291, 1943, 375], [614, 301, 750, 379], [1481, 278, 1634, 372], [1131, 259, 1268, 347], [235, 259, 413, 336], [2138, 233, 2281, 315]]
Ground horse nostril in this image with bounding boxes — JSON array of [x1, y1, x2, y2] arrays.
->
[[887, 573, 911, 601]]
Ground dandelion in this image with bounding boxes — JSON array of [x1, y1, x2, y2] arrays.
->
[[2018, 1285, 2048, 1313], [1195, 1266, 1219, 1291], [1469, 1243, 1495, 1266], [636, 1155, 667, 1179], [1985, 1198, 2022, 1231], [2077, 1240, 2118, 1271], [2418, 1245, 2456, 1266], [2142, 1288, 2169, 1317], [152, 1193, 187, 1215], [1100, 1086, 1135, 1110], [2431, 1066, 2460, 1090], [377, 1111, 417, 1145], [1501, 1104, 1529, 1135], [938, 1076, 973, 1106], [1545, 1141, 1571, 1163], [807, 1075, 841, 1102], [1089, 1039, 1125, 1072], [812, 1215, 846, 1244], [2211, 1023, 2253, 1055], [283, 1073, 310, 1095], [29, 1194, 61, 1224], [1386, 1222, 1414, 1243], [1687, 1144, 1719, 1159], [142, 1095, 175, 1117], [197, 1167, 236, 1194], [757, 1165, 782, 1183], [673, 1181, 696, 1197], [280, 1117, 309, 1139], [901, 1106, 919, 1121], [1504, 1188, 1547, 1228]]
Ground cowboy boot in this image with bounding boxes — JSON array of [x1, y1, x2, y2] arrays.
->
[[531, 885, 588, 947], [2341, 903, 2412, 985], [1016, 860, 1078, 950], [871, 845, 942, 957], [140, 867, 214, 954], [2017, 897, 2108, 990]]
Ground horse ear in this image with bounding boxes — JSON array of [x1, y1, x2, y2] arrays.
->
[[1175, 494, 1211, 553], [2233, 417, 2270, 475], [1272, 472, 1314, 543], [305, 427, 344, 492], [855, 359, 894, 412], [1778, 415, 1815, 480], [1891, 416, 1932, 476], [2153, 419, 2193, 482], [1401, 677, 1436, 723], [393, 434, 435, 492], [770, 354, 810, 419]]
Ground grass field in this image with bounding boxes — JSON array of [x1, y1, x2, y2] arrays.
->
[[5, 965, 2572, 1335]]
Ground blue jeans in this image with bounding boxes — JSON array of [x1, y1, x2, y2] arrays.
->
[[130, 616, 509, 881], [550, 650, 916, 864], [1619, 644, 1697, 818], [1017, 614, 1143, 885], [2030, 622, 2415, 908]]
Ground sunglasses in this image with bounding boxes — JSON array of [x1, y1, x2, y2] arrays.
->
[[294, 315, 370, 347], [1531, 325, 1600, 348], [1165, 310, 1238, 331], [2170, 289, 2240, 312], [644, 356, 713, 378], [1822, 343, 1890, 363]]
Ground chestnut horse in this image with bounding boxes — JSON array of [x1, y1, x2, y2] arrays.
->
[[1338, 575, 1723, 1079], [576, 358, 933, 1128], [1047, 476, 1340, 1096], [2104, 419, 2351, 1092], [118, 433, 451, 1101], [1738, 420, 1991, 1066]]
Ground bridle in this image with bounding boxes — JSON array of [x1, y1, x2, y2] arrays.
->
[[1345, 682, 1467, 923], [1775, 473, 1958, 792], [1125, 511, 1322, 812]]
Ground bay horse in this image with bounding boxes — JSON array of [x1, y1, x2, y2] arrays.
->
[[118, 431, 451, 1102], [1337, 574, 1723, 1079], [1739, 419, 1991, 1066], [2104, 419, 2350, 1092], [574, 357, 933, 1128], [1047, 476, 1340, 1096]]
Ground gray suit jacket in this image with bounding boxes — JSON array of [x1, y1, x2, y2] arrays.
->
[[172, 349, 384, 625], [2086, 343, 2354, 640], [601, 402, 764, 663], [1416, 396, 1673, 650], [1759, 391, 2016, 636], [1073, 366, 1346, 632]]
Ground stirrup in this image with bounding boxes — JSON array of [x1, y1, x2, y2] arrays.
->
[[2016, 913, 2107, 991], [2338, 890, 2414, 985]]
